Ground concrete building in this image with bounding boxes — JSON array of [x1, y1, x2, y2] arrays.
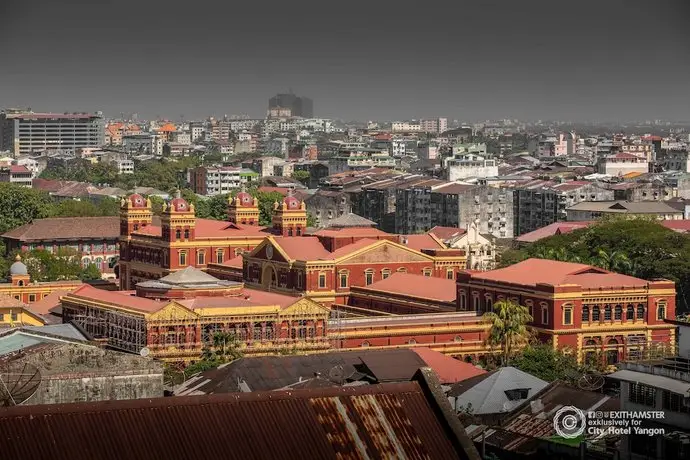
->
[[598, 152, 650, 176], [268, 92, 314, 118], [446, 154, 498, 181], [395, 182, 515, 239], [609, 357, 690, 459], [418, 142, 440, 160], [327, 148, 396, 175], [391, 122, 422, 132], [0, 109, 105, 156], [0, 165, 33, 187], [566, 200, 684, 222], [512, 180, 614, 236], [189, 166, 256, 196], [114, 158, 134, 175], [0, 325, 164, 406], [122, 133, 163, 156], [419, 118, 448, 134]]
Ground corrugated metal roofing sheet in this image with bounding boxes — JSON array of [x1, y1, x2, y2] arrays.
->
[[0, 382, 468, 460]]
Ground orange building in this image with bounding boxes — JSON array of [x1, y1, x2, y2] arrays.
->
[[456, 258, 676, 365], [118, 191, 272, 290], [119, 191, 467, 302], [60, 266, 331, 361]]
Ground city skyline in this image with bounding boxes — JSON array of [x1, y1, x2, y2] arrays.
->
[[1, 0, 689, 121]]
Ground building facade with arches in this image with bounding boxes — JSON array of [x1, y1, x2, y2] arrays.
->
[[60, 266, 331, 361], [456, 258, 676, 365]]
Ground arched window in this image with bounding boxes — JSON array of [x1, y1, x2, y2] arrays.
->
[[636, 304, 645, 319], [459, 292, 466, 310], [397, 267, 407, 273], [17, 280, 24, 287], [184, 229, 190, 239], [447, 269, 455, 280], [473, 296, 480, 312], [408, 339, 417, 345], [361, 341, 370, 347], [541, 304, 549, 325], [626, 305, 634, 320], [216, 250, 224, 264], [582, 306, 590, 322], [592, 306, 600, 321], [454, 336, 463, 342], [657, 302, 666, 320], [604, 305, 612, 321], [525, 300, 533, 318], [381, 269, 391, 280], [422, 268, 432, 277], [175, 229, 181, 240], [338, 270, 349, 288], [485, 295, 493, 311], [614, 305, 622, 321], [585, 339, 597, 346], [197, 251, 205, 265], [179, 251, 187, 266]]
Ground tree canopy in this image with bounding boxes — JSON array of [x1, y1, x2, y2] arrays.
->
[[499, 218, 690, 314], [484, 299, 533, 365]]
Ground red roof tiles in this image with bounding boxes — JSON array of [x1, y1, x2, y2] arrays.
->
[[2, 217, 120, 241], [359, 273, 457, 302]]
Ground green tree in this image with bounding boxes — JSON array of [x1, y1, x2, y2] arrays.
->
[[201, 331, 243, 363], [23, 248, 85, 282], [307, 213, 318, 228], [511, 344, 581, 383], [291, 170, 310, 187], [591, 249, 631, 273], [254, 191, 284, 226], [80, 263, 103, 281], [497, 248, 529, 268], [0, 184, 53, 234], [484, 299, 533, 365]]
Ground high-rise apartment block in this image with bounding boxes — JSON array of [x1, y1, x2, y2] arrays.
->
[[268, 92, 314, 118], [0, 109, 104, 156], [419, 118, 448, 134]]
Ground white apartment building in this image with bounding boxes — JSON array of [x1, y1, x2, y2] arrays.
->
[[391, 122, 422, 133], [170, 131, 191, 145], [446, 154, 498, 181], [115, 159, 134, 175], [328, 148, 396, 175], [16, 156, 41, 177], [597, 153, 650, 176], [203, 167, 242, 195], [189, 123, 205, 143]]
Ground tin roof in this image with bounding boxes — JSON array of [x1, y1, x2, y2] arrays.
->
[[0, 371, 481, 460]]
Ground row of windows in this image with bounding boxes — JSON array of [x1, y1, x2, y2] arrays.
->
[[179, 248, 243, 266], [458, 292, 667, 325], [0, 313, 19, 322]]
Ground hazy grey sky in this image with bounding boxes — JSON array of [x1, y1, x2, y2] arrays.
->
[[1, 0, 689, 121]]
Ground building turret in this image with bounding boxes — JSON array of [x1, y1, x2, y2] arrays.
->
[[228, 189, 260, 225], [9, 254, 30, 286], [272, 190, 307, 236], [119, 193, 153, 238], [160, 190, 196, 242]]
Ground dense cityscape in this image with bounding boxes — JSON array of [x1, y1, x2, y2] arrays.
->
[[0, 99, 688, 459], [2, 0, 690, 458]]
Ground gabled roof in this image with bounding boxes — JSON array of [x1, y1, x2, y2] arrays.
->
[[402, 233, 446, 251], [137, 266, 239, 289], [429, 226, 467, 241], [515, 221, 592, 243], [323, 212, 377, 228], [447, 367, 548, 414]]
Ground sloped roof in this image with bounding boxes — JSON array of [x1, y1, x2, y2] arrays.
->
[[0, 375, 481, 460], [448, 367, 548, 414], [411, 348, 486, 384], [429, 226, 467, 241], [137, 266, 239, 289], [324, 212, 377, 228], [402, 234, 446, 251], [355, 273, 457, 303], [2, 217, 119, 241]]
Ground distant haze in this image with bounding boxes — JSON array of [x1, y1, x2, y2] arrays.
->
[[1, 0, 689, 121]]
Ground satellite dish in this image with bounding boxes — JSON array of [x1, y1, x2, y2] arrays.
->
[[328, 366, 345, 384], [139, 347, 151, 358], [0, 361, 41, 406], [578, 373, 605, 392]]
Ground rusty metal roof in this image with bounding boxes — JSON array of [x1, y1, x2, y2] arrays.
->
[[0, 379, 479, 460]]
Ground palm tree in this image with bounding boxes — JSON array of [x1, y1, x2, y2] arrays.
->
[[484, 300, 533, 366], [532, 247, 581, 263], [592, 249, 631, 273], [210, 331, 243, 362]]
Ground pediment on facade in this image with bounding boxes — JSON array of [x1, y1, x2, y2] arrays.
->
[[337, 241, 432, 264], [247, 238, 289, 263], [147, 302, 199, 321], [281, 297, 331, 316]]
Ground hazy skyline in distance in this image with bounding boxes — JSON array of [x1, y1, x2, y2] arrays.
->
[[1, 0, 689, 122]]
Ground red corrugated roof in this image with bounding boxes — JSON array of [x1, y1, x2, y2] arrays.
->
[[0, 381, 475, 460], [403, 234, 445, 251], [67, 285, 164, 313]]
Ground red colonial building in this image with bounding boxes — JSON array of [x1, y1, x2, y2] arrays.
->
[[456, 258, 676, 364]]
